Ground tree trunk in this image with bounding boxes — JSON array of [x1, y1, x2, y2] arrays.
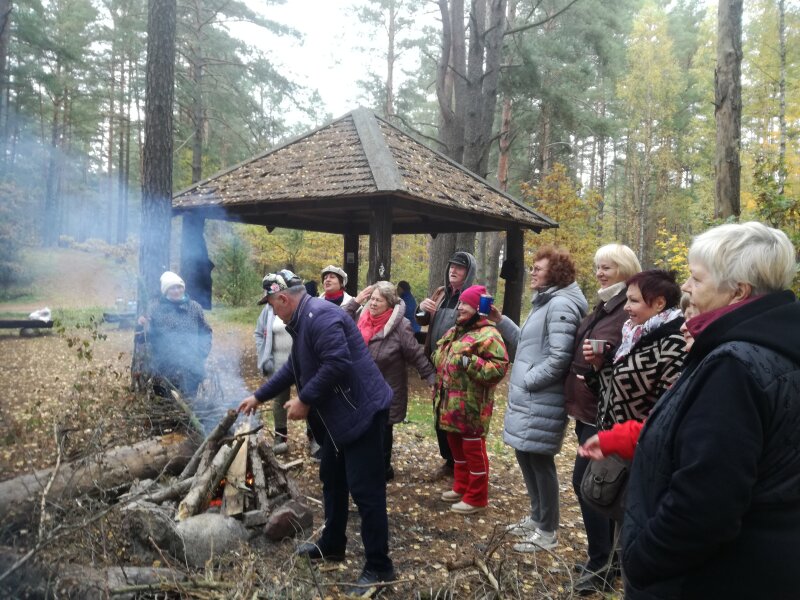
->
[[107, 49, 116, 243], [0, 434, 196, 530], [138, 0, 177, 311], [778, 0, 786, 195], [190, 52, 203, 184], [0, 0, 11, 172], [385, 0, 396, 117], [427, 234, 456, 296], [42, 82, 62, 247], [116, 58, 127, 244], [714, 0, 742, 220]]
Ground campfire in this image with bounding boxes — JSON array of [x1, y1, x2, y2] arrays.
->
[[0, 408, 313, 573]]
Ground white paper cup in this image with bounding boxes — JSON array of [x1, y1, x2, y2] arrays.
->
[[587, 339, 607, 354]]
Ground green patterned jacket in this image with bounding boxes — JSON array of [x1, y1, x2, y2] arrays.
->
[[432, 317, 509, 437]]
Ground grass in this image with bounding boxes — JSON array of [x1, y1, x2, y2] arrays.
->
[[403, 389, 515, 459], [208, 305, 263, 327]]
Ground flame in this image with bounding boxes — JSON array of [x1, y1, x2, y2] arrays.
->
[[246, 472, 255, 487]]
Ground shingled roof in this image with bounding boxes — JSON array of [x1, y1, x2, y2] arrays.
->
[[172, 107, 557, 235]]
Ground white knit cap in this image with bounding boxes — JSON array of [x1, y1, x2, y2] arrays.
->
[[160, 271, 185, 295]]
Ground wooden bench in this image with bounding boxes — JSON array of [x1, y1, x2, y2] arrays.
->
[[102, 312, 137, 329], [0, 319, 55, 336]]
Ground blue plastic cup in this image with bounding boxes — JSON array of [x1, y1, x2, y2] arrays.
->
[[479, 294, 493, 316]]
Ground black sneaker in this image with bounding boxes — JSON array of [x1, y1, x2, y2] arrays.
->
[[573, 566, 620, 596], [295, 541, 345, 562], [344, 568, 396, 598]]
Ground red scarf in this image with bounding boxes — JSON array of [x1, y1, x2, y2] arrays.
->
[[324, 290, 344, 302], [358, 308, 393, 344], [686, 295, 761, 338]]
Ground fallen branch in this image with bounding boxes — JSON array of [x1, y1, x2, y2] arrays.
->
[[37, 422, 64, 543], [0, 434, 197, 530], [109, 579, 233, 595]]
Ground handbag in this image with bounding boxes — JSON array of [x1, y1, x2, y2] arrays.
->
[[580, 454, 630, 521]]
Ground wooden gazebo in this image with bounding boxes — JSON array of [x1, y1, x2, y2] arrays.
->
[[172, 108, 556, 322]]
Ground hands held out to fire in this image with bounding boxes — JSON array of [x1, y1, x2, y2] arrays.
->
[[237, 395, 310, 421]]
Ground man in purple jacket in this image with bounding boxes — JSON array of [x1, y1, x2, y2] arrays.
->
[[239, 270, 394, 594]]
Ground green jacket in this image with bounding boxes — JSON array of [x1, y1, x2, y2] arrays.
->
[[432, 317, 509, 437]]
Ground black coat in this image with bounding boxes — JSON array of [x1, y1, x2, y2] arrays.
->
[[621, 291, 800, 599]]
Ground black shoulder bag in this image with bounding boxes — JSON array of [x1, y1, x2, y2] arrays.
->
[[580, 454, 630, 522]]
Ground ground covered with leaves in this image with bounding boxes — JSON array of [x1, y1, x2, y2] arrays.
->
[[0, 311, 624, 599]]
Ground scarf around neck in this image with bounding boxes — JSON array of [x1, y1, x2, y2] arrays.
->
[[358, 307, 393, 344], [613, 307, 682, 363], [324, 289, 344, 305], [597, 281, 626, 304]]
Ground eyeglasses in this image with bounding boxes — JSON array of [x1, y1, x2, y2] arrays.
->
[[531, 266, 547, 274]]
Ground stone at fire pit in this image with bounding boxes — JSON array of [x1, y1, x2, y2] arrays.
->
[[264, 500, 313, 541], [174, 513, 249, 567]]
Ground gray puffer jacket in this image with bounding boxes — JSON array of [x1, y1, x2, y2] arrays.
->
[[499, 282, 588, 455]]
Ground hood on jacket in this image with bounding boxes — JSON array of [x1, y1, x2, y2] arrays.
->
[[357, 300, 406, 340], [443, 251, 477, 295], [534, 281, 589, 316], [695, 290, 799, 364]]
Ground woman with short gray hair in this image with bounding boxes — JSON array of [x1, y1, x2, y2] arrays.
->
[[620, 222, 800, 599]]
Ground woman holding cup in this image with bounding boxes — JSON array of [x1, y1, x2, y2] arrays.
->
[[563, 244, 640, 594]]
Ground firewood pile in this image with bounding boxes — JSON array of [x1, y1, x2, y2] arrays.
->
[[0, 409, 313, 574], [119, 409, 313, 566]]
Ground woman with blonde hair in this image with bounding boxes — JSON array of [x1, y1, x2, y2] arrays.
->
[[554, 244, 640, 593]]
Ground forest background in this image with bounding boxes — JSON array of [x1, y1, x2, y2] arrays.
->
[[0, 0, 798, 308]]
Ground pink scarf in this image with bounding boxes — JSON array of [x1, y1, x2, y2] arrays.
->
[[358, 308, 392, 344]]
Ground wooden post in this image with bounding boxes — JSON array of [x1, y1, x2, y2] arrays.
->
[[502, 226, 525, 325], [343, 231, 359, 296], [179, 213, 213, 309], [367, 202, 392, 283]]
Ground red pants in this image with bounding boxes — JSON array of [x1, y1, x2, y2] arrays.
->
[[447, 432, 489, 507]]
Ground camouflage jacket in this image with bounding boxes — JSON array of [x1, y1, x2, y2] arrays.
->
[[432, 317, 509, 437]]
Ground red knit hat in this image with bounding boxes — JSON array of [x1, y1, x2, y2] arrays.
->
[[459, 285, 486, 310]]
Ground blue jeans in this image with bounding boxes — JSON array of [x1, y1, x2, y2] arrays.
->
[[317, 409, 393, 573]]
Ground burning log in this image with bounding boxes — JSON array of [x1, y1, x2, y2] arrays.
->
[[176, 437, 244, 521], [0, 434, 196, 531], [222, 425, 249, 517], [178, 409, 237, 479]]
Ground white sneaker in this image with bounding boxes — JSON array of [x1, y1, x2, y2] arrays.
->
[[450, 500, 484, 515], [513, 529, 558, 553], [441, 490, 463, 503], [505, 516, 540, 538]]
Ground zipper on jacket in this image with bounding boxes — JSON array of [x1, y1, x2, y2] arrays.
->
[[335, 384, 357, 411], [289, 353, 340, 455]]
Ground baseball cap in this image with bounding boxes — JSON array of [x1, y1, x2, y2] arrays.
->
[[258, 269, 304, 305], [448, 252, 471, 269]]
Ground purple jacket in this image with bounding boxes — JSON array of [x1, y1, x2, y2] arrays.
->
[[254, 294, 392, 447]]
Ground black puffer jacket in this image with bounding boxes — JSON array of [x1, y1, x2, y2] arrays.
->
[[621, 291, 800, 600]]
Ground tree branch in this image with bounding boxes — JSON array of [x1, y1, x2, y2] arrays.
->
[[505, 0, 582, 36]]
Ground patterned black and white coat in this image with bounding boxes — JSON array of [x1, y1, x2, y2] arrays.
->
[[588, 317, 686, 431]]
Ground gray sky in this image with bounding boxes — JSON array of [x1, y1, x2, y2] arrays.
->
[[237, 0, 374, 120]]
